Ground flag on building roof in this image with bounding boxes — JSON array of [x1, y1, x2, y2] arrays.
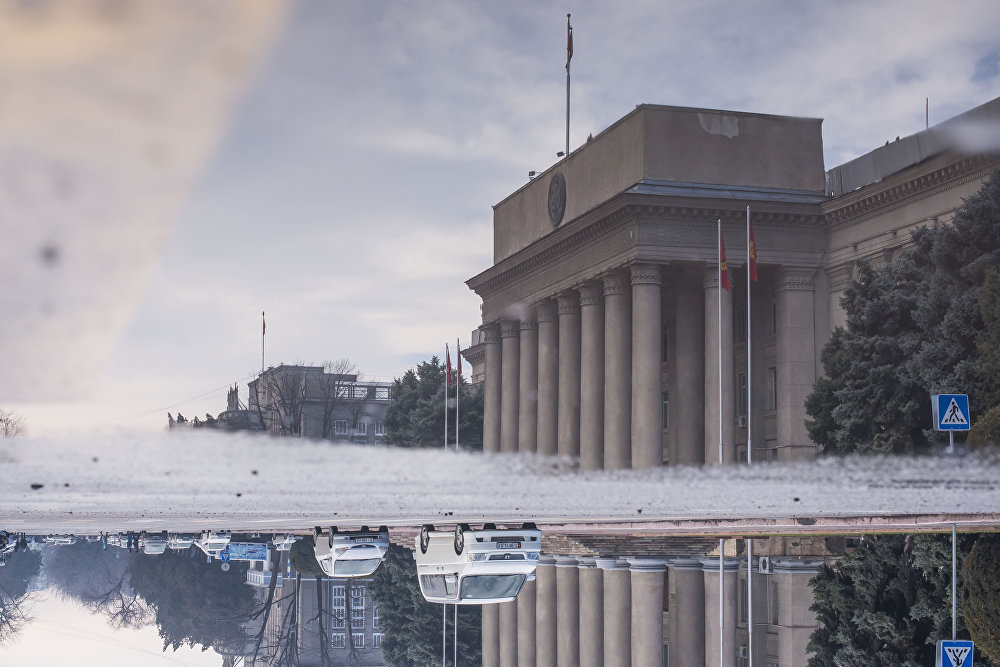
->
[[748, 218, 758, 282], [720, 235, 731, 291], [566, 16, 573, 71], [445, 343, 452, 386]]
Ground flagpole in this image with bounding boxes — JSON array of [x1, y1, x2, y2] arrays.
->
[[718, 219, 723, 466], [261, 311, 265, 375], [456, 338, 461, 452], [746, 205, 753, 667], [442, 604, 446, 667], [565, 14, 571, 158], [454, 604, 458, 666]]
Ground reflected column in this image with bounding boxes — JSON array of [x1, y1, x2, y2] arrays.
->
[[482, 322, 502, 453], [500, 320, 520, 453], [668, 558, 705, 667], [557, 292, 581, 457], [580, 282, 605, 470], [774, 558, 823, 666], [536, 555, 558, 666], [483, 603, 500, 667], [555, 555, 580, 667], [603, 271, 631, 469], [536, 300, 559, 456], [578, 557, 604, 667], [517, 577, 537, 667], [775, 268, 817, 461], [598, 557, 631, 667], [702, 556, 739, 667], [629, 558, 667, 667], [518, 319, 539, 453], [631, 263, 663, 468], [704, 265, 734, 464], [499, 599, 518, 667]]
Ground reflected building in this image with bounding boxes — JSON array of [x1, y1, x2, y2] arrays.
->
[[463, 97, 1000, 469], [484, 534, 841, 667]]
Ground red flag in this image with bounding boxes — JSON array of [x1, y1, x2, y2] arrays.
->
[[262, 311, 266, 335], [445, 343, 452, 386], [720, 236, 731, 291], [456, 339, 462, 381], [566, 17, 573, 71], [748, 219, 758, 282]]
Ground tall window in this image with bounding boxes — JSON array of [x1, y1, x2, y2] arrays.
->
[[372, 603, 380, 630], [374, 421, 386, 437], [661, 326, 670, 363], [662, 392, 669, 430], [331, 633, 346, 649], [334, 420, 348, 436], [734, 300, 748, 342], [766, 367, 777, 411], [351, 587, 365, 629], [355, 421, 368, 435], [372, 633, 384, 649], [331, 586, 346, 629], [737, 373, 748, 420], [352, 633, 365, 649]]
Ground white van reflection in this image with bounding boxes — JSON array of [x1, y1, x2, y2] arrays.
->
[[313, 525, 389, 578], [414, 523, 541, 605]]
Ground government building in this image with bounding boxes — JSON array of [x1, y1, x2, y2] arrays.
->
[[463, 96, 1000, 469]]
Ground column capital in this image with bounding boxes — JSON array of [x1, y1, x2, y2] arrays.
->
[[556, 291, 580, 315], [481, 322, 501, 344], [602, 270, 629, 296], [703, 263, 722, 290], [578, 281, 604, 307], [535, 299, 558, 323], [577, 557, 598, 569], [629, 262, 662, 286], [627, 557, 668, 572], [500, 320, 520, 338], [595, 557, 629, 571], [553, 555, 580, 567], [775, 266, 816, 293], [519, 319, 538, 332], [538, 554, 558, 566]]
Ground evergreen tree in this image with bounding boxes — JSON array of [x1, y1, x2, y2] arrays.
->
[[807, 172, 1000, 454], [370, 544, 481, 666], [384, 356, 483, 449]]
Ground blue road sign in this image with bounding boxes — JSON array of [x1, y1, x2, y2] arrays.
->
[[932, 394, 971, 432], [937, 640, 974, 667]]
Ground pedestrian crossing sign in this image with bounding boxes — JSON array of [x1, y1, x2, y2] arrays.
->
[[932, 394, 971, 431], [937, 640, 974, 667]]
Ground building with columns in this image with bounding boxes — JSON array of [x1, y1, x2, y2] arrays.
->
[[464, 96, 1000, 468]]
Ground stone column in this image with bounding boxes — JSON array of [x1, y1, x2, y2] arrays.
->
[[603, 271, 631, 469], [555, 555, 581, 667], [579, 282, 605, 470], [483, 323, 502, 453], [702, 557, 739, 667], [704, 265, 735, 464], [518, 319, 539, 453], [483, 603, 500, 667], [517, 578, 537, 667], [536, 300, 559, 456], [631, 263, 663, 468], [668, 558, 705, 667], [499, 599, 518, 667], [674, 272, 705, 465], [500, 320, 520, 453], [578, 558, 604, 667], [775, 268, 817, 461], [598, 558, 631, 667], [629, 558, 667, 667], [557, 293, 581, 458], [774, 559, 823, 667], [536, 556, 558, 666]]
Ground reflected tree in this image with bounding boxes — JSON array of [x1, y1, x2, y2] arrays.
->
[[0, 548, 41, 644]]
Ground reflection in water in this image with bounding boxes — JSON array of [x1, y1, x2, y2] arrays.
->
[[0, 526, 994, 665]]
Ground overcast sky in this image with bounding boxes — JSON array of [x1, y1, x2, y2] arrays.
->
[[3, 0, 999, 435]]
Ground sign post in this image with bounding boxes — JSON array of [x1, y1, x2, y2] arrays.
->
[[931, 394, 971, 454]]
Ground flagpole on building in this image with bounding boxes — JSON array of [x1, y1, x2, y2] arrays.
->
[[456, 338, 461, 452], [746, 207, 753, 667], [565, 14, 572, 158], [261, 311, 265, 375], [717, 218, 725, 667]]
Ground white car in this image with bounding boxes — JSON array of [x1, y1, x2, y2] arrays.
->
[[44, 534, 77, 546], [167, 533, 196, 550], [271, 534, 303, 551], [313, 525, 389, 578], [194, 530, 232, 559], [142, 531, 168, 555], [414, 523, 541, 605]]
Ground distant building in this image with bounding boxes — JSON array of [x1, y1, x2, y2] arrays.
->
[[463, 96, 1000, 469], [247, 365, 392, 443]]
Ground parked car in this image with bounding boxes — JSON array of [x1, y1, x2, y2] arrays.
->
[[167, 533, 196, 550], [194, 530, 232, 559], [44, 534, 77, 546], [414, 523, 541, 605], [142, 531, 168, 555], [313, 525, 389, 578]]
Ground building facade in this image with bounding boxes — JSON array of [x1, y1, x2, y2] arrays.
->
[[464, 97, 1000, 469]]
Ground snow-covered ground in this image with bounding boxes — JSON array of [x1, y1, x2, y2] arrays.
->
[[0, 431, 998, 533]]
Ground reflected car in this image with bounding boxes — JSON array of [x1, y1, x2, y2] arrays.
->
[[414, 523, 541, 605], [44, 534, 77, 546], [142, 530, 168, 555], [313, 525, 389, 578], [167, 533, 196, 550], [194, 530, 232, 558]]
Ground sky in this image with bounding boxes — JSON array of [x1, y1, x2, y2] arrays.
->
[[2, 0, 1000, 435]]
